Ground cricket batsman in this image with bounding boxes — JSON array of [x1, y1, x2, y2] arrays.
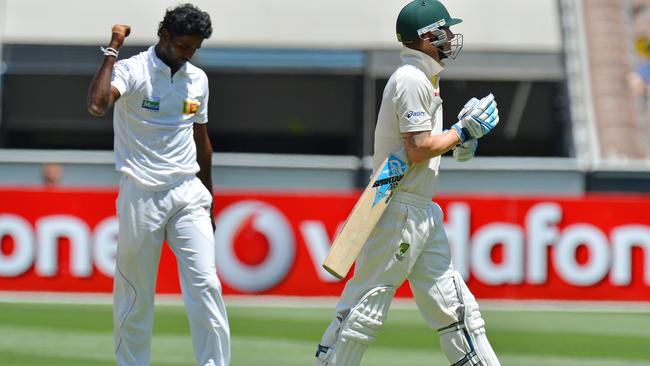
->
[[86, 4, 230, 365], [313, 1, 501, 365]]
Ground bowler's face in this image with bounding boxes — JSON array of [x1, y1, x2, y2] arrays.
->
[[159, 30, 204, 70], [168, 35, 204, 66]]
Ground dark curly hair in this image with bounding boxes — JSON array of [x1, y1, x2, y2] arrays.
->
[[157, 3, 212, 39]]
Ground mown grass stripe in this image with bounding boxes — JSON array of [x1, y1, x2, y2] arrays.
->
[[1, 302, 650, 366]]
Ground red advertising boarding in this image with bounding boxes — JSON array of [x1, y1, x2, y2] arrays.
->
[[0, 189, 649, 301]]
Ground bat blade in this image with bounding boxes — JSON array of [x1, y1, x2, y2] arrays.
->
[[322, 153, 409, 279]]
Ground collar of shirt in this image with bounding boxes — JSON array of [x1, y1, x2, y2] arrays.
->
[[400, 46, 444, 81], [147, 45, 188, 76]]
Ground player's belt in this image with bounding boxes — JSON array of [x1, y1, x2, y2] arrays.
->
[[392, 191, 431, 208]]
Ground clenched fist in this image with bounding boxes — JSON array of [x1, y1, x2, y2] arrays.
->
[[110, 24, 131, 49]]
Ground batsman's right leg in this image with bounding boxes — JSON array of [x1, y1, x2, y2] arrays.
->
[[408, 202, 500, 366], [410, 270, 500, 366]]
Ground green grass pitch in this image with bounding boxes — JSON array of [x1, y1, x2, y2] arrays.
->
[[1, 299, 649, 365]]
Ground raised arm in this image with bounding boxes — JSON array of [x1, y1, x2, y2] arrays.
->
[[87, 25, 130, 117]]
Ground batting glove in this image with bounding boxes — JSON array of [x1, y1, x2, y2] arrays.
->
[[453, 138, 478, 162], [451, 94, 499, 143], [457, 97, 480, 120]]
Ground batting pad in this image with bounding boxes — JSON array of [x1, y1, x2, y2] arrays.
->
[[327, 285, 396, 366], [436, 272, 500, 366]]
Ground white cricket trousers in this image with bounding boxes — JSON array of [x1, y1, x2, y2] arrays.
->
[[319, 191, 499, 365], [114, 175, 230, 366]]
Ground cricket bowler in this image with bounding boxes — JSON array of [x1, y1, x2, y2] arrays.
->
[[314, 1, 501, 365], [86, 4, 230, 365]]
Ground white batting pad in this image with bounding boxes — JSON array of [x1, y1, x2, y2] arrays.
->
[[316, 285, 396, 366], [455, 273, 500, 366], [436, 272, 500, 366]]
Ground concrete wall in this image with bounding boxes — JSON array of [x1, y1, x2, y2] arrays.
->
[[2, 0, 561, 51], [0, 150, 585, 194]]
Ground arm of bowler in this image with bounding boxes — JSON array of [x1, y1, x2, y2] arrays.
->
[[86, 24, 130, 116]]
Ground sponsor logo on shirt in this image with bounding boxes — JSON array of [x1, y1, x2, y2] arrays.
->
[[406, 111, 426, 119], [182, 100, 200, 115], [395, 242, 410, 261], [141, 96, 161, 111]]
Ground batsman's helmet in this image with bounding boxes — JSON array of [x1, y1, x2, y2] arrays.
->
[[396, 0, 463, 59]]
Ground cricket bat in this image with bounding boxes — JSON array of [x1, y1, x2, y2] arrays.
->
[[322, 152, 410, 279]]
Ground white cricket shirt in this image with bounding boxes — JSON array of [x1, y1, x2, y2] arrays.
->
[[111, 46, 209, 190], [373, 46, 444, 199]]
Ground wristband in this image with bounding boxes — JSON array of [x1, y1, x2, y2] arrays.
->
[[451, 124, 469, 143], [100, 46, 119, 58]]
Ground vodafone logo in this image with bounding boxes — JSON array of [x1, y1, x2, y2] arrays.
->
[[2, 189, 649, 300], [445, 203, 650, 287], [214, 200, 296, 292]]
